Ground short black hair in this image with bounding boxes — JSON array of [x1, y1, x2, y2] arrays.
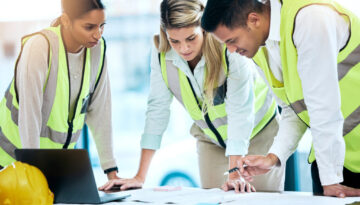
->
[[62, 0, 105, 20], [201, 0, 267, 32]]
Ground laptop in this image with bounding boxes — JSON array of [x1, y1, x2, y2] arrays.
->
[[15, 149, 130, 204]]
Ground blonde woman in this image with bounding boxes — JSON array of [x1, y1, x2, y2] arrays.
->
[[100, 0, 284, 192]]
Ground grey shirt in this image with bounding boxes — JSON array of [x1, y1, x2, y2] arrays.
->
[[16, 35, 116, 171]]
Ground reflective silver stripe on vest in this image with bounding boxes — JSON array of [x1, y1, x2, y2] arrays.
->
[[40, 127, 82, 144], [165, 60, 185, 107], [89, 38, 105, 91], [194, 120, 207, 129], [194, 116, 228, 130], [38, 29, 72, 143], [290, 99, 307, 114], [343, 105, 360, 136], [212, 116, 227, 128], [338, 44, 360, 81], [0, 127, 17, 159], [4, 86, 19, 125], [291, 98, 360, 136], [290, 44, 360, 132], [39, 29, 59, 134]]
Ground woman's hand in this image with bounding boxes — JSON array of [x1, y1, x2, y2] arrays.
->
[[98, 175, 144, 191], [221, 169, 256, 193], [106, 170, 120, 180]]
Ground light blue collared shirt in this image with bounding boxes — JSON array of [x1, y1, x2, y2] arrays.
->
[[141, 42, 256, 156]]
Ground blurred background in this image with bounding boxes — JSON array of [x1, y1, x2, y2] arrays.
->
[[0, 0, 359, 191]]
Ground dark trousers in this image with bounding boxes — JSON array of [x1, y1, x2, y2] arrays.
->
[[311, 161, 360, 195]]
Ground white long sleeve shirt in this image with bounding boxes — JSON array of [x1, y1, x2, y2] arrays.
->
[[141, 43, 257, 156], [16, 35, 117, 171], [262, 0, 349, 186]]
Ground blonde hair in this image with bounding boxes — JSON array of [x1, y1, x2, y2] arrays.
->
[[155, 0, 223, 106]]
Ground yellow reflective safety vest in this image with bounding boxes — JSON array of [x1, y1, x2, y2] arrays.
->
[[160, 46, 277, 148], [253, 0, 360, 172], [0, 25, 106, 167]]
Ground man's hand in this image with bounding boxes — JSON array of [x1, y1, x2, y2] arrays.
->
[[99, 175, 144, 191], [241, 153, 279, 180], [323, 184, 360, 198]]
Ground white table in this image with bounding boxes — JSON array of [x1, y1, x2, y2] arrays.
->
[[56, 187, 360, 205]]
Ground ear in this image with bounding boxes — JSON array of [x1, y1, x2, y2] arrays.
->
[[60, 13, 71, 29], [153, 34, 160, 50], [200, 27, 206, 37], [246, 12, 261, 30]]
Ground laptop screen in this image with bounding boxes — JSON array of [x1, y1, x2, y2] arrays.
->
[[15, 149, 130, 204]]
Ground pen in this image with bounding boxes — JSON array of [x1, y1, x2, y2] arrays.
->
[[223, 165, 248, 176], [223, 167, 239, 175]]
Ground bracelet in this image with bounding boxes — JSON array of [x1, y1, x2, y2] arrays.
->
[[104, 166, 118, 174]]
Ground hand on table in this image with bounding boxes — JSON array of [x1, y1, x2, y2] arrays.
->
[[323, 184, 360, 198], [106, 170, 120, 180], [99, 175, 144, 191], [222, 169, 256, 193]]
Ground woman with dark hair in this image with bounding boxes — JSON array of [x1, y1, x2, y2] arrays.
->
[[0, 0, 119, 181]]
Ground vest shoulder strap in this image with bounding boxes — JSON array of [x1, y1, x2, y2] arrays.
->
[[223, 47, 229, 75], [14, 32, 52, 103], [93, 37, 107, 93]]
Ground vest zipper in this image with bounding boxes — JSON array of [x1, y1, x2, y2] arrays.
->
[[203, 112, 226, 148], [63, 122, 73, 149], [61, 29, 87, 148]]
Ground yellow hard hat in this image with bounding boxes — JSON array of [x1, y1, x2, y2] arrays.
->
[[0, 161, 54, 205]]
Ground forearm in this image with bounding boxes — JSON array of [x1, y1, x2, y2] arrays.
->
[[229, 155, 243, 169], [135, 149, 156, 182], [268, 104, 307, 166]]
